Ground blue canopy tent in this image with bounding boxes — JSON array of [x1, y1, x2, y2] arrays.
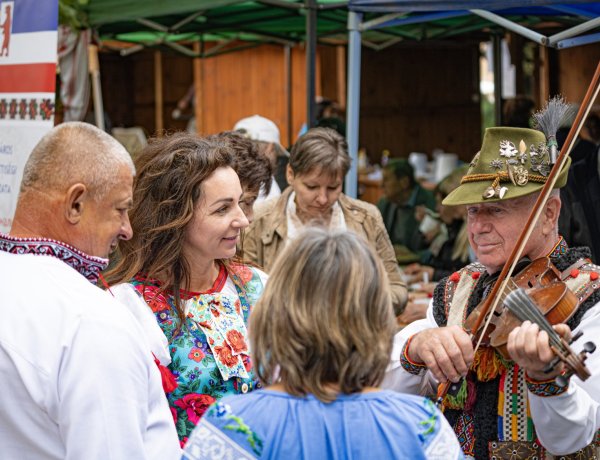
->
[[344, 1, 600, 197]]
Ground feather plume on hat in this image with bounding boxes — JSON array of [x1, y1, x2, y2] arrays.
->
[[532, 96, 575, 163]]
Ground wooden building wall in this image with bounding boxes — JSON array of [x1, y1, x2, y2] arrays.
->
[[556, 42, 600, 106], [99, 43, 323, 147], [97, 39, 598, 165], [359, 41, 482, 165]]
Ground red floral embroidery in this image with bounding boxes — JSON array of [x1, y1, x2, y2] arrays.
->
[[170, 406, 178, 425], [214, 344, 238, 367], [226, 329, 248, 353], [180, 437, 189, 449], [174, 393, 216, 425], [231, 263, 254, 284], [143, 287, 170, 313], [188, 348, 205, 362], [242, 354, 253, 372], [199, 321, 212, 330]]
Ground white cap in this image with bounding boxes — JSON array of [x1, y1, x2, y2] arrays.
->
[[233, 115, 280, 144]]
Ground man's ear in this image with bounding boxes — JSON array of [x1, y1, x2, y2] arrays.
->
[[65, 183, 88, 224], [286, 164, 295, 185], [543, 193, 561, 235]]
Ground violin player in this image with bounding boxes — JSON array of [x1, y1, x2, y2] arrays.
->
[[382, 124, 600, 459]]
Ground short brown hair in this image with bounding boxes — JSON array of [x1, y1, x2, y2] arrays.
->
[[208, 131, 272, 196], [289, 127, 350, 178], [250, 227, 395, 402]]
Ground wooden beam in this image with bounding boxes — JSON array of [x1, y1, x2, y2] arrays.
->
[[154, 50, 164, 136], [193, 41, 203, 134]]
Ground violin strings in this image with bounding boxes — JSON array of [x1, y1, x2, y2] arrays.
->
[[504, 288, 565, 351]]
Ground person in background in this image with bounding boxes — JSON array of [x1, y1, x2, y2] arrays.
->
[[207, 131, 273, 224], [503, 95, 535, 128], [559, 112, 600, 262], [234, 114, 289, 200], [104, 133, 267, 445], [182, 228, 464, 460], [244, 127, 408, 315], [404, 164, 471, 283], [400, 165, 471, 325], [377, 158, 437, 261], [0, 122, 180, 459]]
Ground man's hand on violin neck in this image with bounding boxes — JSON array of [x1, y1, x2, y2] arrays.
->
[[408, 326, 474, 384], [507, 321, 570, 381]]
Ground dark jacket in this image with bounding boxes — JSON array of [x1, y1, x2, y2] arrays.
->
[[559, 149, 600, 262]]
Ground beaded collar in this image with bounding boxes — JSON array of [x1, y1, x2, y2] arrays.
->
[[0, 233, 109, 284], [548, 235, 568, 259]]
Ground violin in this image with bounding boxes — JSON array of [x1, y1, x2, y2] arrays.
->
[[464, 257, 595, 384]]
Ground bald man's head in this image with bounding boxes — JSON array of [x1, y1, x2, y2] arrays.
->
[[20, 122, 135, 200]]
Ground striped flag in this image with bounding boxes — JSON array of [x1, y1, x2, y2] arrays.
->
[[0, 0, 58, 232]]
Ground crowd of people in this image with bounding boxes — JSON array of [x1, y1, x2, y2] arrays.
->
[[2, 99, 600, 460]]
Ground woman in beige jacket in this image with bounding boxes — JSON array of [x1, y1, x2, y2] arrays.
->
[[243, 127, 408, 314]]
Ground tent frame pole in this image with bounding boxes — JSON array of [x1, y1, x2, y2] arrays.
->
[[306, 0, 317, 129], [345, 11, 362, 199]]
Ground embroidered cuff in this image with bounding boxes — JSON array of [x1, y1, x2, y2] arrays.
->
[[400, 335, 426, 375], [525, 372, 568, 397]]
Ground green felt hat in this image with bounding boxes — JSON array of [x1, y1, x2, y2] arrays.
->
[[443, 127, 570, 206]]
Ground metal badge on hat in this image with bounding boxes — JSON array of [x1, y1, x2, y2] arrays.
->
[[479, 97, 571, 201]]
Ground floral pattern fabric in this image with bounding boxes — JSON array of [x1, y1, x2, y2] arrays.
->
[[129, 263, 265, 444]]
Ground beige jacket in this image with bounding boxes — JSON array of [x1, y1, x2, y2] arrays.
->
[[243, 187, 408, 313]]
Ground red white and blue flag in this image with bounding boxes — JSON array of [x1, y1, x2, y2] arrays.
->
[[0, 0, 58, 232]]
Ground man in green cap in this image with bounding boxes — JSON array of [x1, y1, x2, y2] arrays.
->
[[382, 126, 600, 459], [377, 158, 436, 262]]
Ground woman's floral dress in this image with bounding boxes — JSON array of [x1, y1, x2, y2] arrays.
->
[[129, 262, 265, 445]]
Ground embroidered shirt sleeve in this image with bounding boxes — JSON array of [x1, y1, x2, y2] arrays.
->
[[182, 402, 262, 460], [525, 372, 569, 397], [400, 334, 427, 375]]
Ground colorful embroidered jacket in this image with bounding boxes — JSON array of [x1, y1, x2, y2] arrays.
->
[[126, 262, 266, 445], [384, 240, 600, 459]]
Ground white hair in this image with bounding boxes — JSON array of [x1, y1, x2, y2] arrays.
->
[[21, 122, 135, 199]]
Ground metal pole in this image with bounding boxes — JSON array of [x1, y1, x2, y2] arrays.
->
[[345, 11, 362, 199], [306, 0, 317, 129], [285, 45, 292, 147], [492, 33, 503, 126]]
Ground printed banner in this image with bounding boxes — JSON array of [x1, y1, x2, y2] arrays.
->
[[0, 0, 58, 233]]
